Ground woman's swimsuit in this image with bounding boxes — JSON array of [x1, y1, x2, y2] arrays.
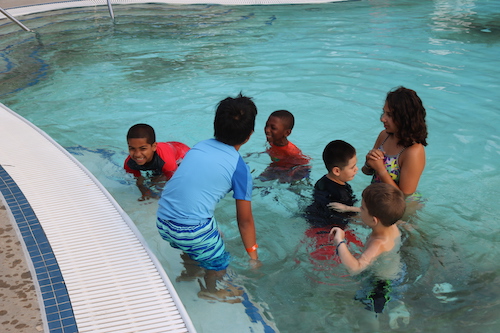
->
[[372, 134, 423, 202], [372, 134, 406, 184]]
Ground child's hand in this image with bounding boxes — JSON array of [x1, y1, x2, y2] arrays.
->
[[328, 202, 349, 212], [329, 227, 345, 245], [249, 259, 262, 269]]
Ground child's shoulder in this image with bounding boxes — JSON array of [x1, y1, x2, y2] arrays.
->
[[367, 227, 401, 253]]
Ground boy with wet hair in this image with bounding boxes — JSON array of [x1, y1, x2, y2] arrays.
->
[[304, 140, 363, 262], [124, 123, 189, 201], [259, 109, 310, 183], [331, 182, 405, 274], [331, 183, 409, 329], [306, 140, 359, 229], [156, 93, 259, 302]]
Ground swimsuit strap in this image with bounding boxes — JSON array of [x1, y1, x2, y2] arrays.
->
[[396, 146, 407, 157], [379, 134, 391, 150], [381, 134, 409, 157]]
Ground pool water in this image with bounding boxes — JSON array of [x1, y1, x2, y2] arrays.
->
[[1, 1, 500, 332]]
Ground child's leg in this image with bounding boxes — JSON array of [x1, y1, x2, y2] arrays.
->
[[198, 269, 244, 303], [388, 300, 410, 329], [176, 252, 205, 282], [356, 310, 380, 332], [204, 269, 226, 294]]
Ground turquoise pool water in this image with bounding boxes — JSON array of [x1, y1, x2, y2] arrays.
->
[[1, 1, 500, 332]]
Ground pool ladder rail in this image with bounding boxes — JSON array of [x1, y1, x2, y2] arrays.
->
[[0, 6, 33, 32], [1, 0, 116, 30], [0, 103, 197, 332]]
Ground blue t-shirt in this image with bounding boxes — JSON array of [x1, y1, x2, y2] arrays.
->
[[157, 138, 252, 225]]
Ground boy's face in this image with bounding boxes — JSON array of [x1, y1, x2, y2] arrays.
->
[[336, 155, 358, 183], [264, 116, 291, 146], [128, 138, 157, 165]]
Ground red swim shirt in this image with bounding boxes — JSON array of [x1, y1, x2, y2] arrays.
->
[[124, 141, 190, 179], [266, 141, 310, 168]]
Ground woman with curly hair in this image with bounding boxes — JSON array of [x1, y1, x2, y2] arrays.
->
[[362, 86, 428, 198]]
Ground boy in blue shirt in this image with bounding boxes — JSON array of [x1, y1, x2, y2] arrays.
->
[[157, 93, 259, 302]]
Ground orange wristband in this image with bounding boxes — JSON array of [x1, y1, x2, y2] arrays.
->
[[246, 244, 258, 253]]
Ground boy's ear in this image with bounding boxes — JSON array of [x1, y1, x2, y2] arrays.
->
[[152, 142, 157, 151], [372, 215, 380, 226], [284, 128, 292, 137], [332, 166, 341, 176]]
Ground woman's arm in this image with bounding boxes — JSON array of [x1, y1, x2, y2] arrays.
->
[[398, 144, 426, 196]]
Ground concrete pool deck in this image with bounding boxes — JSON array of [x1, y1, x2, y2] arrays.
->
[[0, 204, 43, 332]]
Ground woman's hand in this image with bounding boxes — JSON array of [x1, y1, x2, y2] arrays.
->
[[365, 149, 385, 172]]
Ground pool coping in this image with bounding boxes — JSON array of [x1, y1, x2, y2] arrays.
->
[[2, 0, 352, 19], [0, 103, 197, 333]]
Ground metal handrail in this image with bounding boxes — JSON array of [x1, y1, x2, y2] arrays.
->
[[107, 0, 115, 21], [0, 6, 33, 32]]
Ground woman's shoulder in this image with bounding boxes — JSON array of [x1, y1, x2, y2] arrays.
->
[[405, 142, 425, 154], [400, 142, 426, 164]]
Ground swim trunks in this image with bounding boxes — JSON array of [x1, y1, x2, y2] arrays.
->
[[157, 217, 231, 271], [355, 263, 407, 314]]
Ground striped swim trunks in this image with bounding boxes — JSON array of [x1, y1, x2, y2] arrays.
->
[[156, 217, 231, 271]]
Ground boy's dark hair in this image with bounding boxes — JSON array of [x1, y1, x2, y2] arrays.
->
[[270, 110, 295, 130], [214, 93, 258, 146], [385, 86, 428, 147], [362, 183, 406, 227], [127, 124, 156, 144], [323, 140, 356, 171]]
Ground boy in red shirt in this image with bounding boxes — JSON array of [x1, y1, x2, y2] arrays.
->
[[258, 110, 311, 183], [124, 123, 189, 201]]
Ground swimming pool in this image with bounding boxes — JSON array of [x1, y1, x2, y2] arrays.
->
[[1, 0, 500, 332]]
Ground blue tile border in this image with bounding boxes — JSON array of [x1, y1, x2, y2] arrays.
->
[[0, 165, 78, 333]]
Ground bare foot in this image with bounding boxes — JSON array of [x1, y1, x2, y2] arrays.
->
[[197, 279, 244, 303]]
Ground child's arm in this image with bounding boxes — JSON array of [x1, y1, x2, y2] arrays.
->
[[327, 202, 360, 213], [330, 227, 381, 275], [235, 199, 261, 267], [135, 175, 153, 201]]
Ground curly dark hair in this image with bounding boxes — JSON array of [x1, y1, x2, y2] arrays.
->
[[385, 86, 428, 147]]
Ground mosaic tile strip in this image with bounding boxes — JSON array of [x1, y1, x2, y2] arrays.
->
[[0, 165, 78, 333]]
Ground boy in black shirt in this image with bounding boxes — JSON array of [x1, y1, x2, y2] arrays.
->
[[306, 140, 360, 228]]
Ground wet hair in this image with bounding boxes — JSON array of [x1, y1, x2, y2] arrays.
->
[[269, 110, 295, 130], [127, 123, 156, 144], [362, 183, 406, 227], [214, 93, 258, 146], [323, 140, 356, 171], [385, 86, 428, 147]]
